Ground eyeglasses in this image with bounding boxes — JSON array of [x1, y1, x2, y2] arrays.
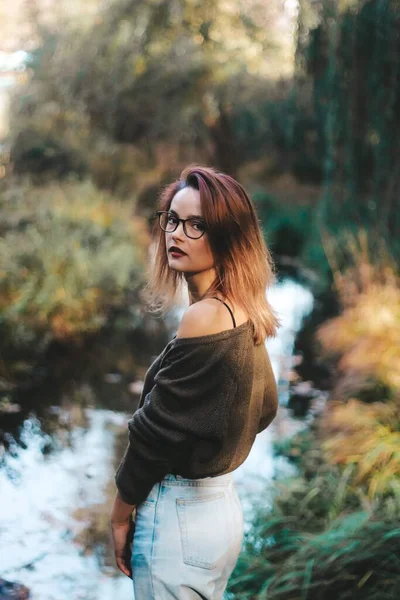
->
[[156, 211, 207, 239]]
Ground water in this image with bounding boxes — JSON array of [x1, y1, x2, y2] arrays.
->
[[232, 278, 314, 522], [0, 277, 314, 599]]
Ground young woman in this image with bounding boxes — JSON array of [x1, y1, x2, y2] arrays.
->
[[110, 165, 280, 599]]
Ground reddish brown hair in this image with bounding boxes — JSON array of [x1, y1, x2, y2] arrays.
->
[[143, 164, 281, 344]]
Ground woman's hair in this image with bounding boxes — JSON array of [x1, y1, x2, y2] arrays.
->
[[143, 164, 281, 344]]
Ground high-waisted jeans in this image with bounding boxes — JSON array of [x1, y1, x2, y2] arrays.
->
[[132, 472, 244, 600]]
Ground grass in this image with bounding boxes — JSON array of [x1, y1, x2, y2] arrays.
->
[[227, 232, 400, 599], [227, 428, 400, 599]]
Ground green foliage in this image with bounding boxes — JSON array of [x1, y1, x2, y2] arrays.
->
[[300, 0, 400, 256], [254, 191, 314, 258], [253, 190, 334, 287], [322, 401, 400, 499], [10, 127, 88, 182], [228, 428, 400, 599], [9, 0, 293, 179], [0, 179, 147, 380], [261, 513, 400, 600], [6, 0, 400, 292], [273, 430, 364, 527]]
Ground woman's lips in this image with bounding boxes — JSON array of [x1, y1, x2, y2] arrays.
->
[[169, 247, 187, 257]]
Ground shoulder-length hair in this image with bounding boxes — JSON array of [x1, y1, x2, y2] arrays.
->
[[143, 164, 281, 345]]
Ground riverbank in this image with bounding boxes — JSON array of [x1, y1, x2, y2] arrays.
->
[[226, 233, 400, 599], [0, 276, 315, 600]]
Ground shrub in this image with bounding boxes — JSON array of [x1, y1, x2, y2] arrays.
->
[[321, 400, 400, 499], [0, 179, 148, 349]]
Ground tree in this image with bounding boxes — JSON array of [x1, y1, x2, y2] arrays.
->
[[16, 0, 296, 175]]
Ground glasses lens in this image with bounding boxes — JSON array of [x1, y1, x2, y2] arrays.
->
[[184, 219, 206, 239], [158, 213, 206, 238], [159, 213, 178, 232]]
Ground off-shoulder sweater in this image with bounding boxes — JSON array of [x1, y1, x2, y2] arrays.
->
[[115, 319, 278, 506]]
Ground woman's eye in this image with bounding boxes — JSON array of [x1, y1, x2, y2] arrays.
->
[[191, 221, 205, 231], [167, 215, 178, 224]]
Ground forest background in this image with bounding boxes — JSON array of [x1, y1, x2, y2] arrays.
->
[[1, 1, 400, 598]]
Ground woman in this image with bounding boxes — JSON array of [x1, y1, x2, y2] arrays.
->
[[110, 165, 280, 599]]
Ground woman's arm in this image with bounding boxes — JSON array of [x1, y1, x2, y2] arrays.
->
[[114, 304, 242, 507], [110, 490, 136, 525], [109, 491, 136, 579]]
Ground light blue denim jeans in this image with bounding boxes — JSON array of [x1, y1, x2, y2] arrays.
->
[[132, 472, 244, 600]]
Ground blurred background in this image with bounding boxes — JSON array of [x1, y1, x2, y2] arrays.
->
[[0, 1, 399, 599]]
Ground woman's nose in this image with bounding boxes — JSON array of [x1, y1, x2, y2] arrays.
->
[[171, 221, 185, 240]]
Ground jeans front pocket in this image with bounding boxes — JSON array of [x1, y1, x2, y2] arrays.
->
[[176, 490, 231, 570]]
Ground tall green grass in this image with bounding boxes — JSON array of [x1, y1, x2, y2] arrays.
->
[[227, 430, 400, 599], [227, 237, 400, 599]]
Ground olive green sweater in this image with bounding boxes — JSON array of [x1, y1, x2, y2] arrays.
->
[[115, 320, 278, 506]]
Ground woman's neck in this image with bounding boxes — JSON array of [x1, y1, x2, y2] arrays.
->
[[186, 268, 218, 305]]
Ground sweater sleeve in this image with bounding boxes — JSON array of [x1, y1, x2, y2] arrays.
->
[[114, 338, 242, 506], [257, 350, 278, 433]]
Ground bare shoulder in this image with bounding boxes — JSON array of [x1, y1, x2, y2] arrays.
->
[[175, 298, 233, 339]]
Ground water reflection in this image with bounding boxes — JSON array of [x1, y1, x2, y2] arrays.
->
[[1, 409, 128, 599], [232, 278, 314, 525], [0, 277, 314, 599]]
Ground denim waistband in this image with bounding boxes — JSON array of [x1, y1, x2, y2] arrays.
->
[[162, 472, 233, 487]]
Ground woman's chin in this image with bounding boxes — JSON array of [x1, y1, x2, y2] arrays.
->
[[168, 260, 186, 272]]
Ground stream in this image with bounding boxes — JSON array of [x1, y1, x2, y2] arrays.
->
[[0, 276, 314, 600]]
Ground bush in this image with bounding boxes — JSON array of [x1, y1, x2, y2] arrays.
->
[[0, 179, 149, 382], [321, 400, 400, 499]]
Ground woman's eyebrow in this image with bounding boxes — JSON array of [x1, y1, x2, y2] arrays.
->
[[169, 209, 203, 219]]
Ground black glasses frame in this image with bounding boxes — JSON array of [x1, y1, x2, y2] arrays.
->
[[156, 211, 207, 239]]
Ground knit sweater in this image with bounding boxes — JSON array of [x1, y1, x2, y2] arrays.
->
[[115, 319, 278, 506]]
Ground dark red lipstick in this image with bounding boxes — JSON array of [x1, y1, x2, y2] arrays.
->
[[169, 246, 187, 256]]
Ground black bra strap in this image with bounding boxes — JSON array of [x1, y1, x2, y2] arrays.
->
[[210, 297, 236, 328]]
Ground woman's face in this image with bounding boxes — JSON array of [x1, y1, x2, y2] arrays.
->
[[165, 187, 215, 275]]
